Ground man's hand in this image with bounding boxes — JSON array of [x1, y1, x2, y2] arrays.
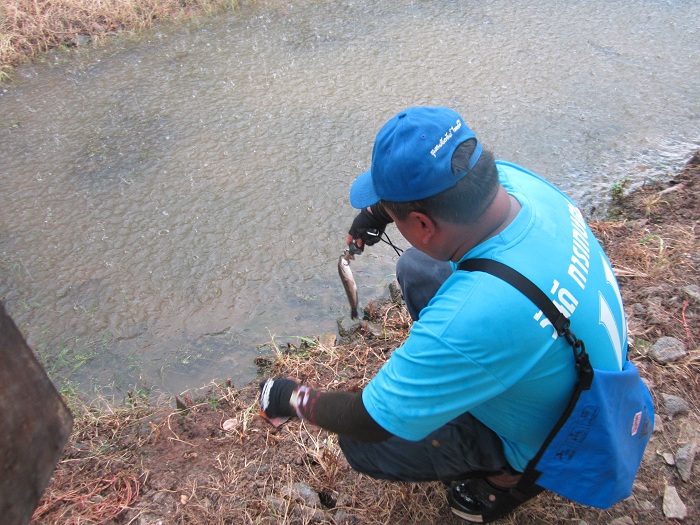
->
[[259, 377, 299, 419], [347, 205, 392, 252]]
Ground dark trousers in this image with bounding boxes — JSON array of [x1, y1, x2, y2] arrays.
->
[[338, 248, 512, 483]]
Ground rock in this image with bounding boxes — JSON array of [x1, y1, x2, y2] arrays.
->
[[221, 418, 237, 431], [610, 517, 634, 525], [337, 317, 363, 337], [648, 337, 687, 363], [281, 481, 322, 508], [675, 442, 697, 482], [151, 491, 176, 510], [265, 495, 287, 514], [631, 303, 646, 316], [684, 284, 700, 304], [635, 499, 655, 512], [361, 320, 384, 338], [297, 504, 328, 522], [662, 485, 687, 520], [318, 332, 337, 348], [662, 452, 675, 465], [661, 393, 690, 418], [72, 34, 92, 47], [640, 284, 674, 296], [633, 481, 649, 492], [336, 493, 354, 507], [645, 297, 673, 326], [135, 515, 165, 525], [654, 414, 664, 433], [388, 280, 403, 304], [333, 508, 359, 524], [627, 218, 649, 229]]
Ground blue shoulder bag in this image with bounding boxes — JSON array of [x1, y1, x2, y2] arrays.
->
[[458, 259, 654, 509]]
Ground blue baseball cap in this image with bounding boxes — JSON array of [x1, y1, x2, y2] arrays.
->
[[349, 106, 482, 209]]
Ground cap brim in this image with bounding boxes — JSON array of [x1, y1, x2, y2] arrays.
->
[[349, 169, 380, 208]]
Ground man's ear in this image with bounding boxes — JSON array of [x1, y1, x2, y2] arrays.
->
[[409, 211, 437, 244]]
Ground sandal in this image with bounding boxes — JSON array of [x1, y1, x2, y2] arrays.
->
[[447, 477, 542, 523]]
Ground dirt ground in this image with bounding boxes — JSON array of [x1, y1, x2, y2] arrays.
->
[[32, 152, 699, 525]]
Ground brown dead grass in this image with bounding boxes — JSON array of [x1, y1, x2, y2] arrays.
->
[[0, 0, 243, 82], [31, 154, 699, 524]]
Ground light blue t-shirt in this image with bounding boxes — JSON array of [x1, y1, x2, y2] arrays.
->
[[362, 161, 627, 472]]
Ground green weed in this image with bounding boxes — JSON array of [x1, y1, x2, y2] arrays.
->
[[610, 177, 630, 203]]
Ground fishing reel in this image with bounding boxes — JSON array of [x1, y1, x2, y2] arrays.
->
[[348, 228, 382, 255]]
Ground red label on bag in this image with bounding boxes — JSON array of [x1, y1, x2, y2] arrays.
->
[[631, 411, 642, 436]]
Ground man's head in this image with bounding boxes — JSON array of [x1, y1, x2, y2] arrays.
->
[[349, 106, 499, 225]]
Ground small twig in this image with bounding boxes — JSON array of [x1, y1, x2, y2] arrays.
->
[[658, 183, 686, 195]]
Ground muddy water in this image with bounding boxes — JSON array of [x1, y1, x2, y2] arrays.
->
[[1, 0, 698, 396]]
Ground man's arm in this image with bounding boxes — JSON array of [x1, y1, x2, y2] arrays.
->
[[260, 378, 392, 441]]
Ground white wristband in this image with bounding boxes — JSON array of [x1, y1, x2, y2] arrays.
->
[[289, 385, 311, 420]]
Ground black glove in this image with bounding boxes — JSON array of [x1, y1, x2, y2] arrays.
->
[[348, 204, 393, 250], [259, 377, 299, 419]]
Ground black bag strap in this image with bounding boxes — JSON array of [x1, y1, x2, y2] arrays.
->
[[457, 258, 595, 493], [456, 258, 592, 379]]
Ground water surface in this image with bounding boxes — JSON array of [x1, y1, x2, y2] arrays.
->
[[1, 0, 698, 396]]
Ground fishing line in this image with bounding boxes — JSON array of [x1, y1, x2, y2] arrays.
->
[[380, 232, 403, 257]]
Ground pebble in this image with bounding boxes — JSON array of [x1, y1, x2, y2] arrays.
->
[[662, 485, 687, 520], [333, 509, 359, 525], [631, 303, 646, 316], [136, 514, 165, 525], [648, 337, 687, 363], [281, 481, 322, 508], [337, 317, 363, 338], [265, 495, 286, 514], [610, 517, 634, 525], [683, 284, 700, 304], [389, 280, 403, 304], [661, 393, 690, 418], [72, 34, 92, 46], [654, 414, 664, 432], [675, 442, 697, 482], [635, 499, 655, 512], [318, 332, 337, 348], [661, 452, 675, 465], [298, 504, 328, 522]]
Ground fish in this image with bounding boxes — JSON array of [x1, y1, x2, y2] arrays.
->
[[338, 249, 359, 319], [259, 410, 290, 428]]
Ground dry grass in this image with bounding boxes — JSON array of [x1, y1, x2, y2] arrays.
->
[[0, 0, 244, 83], [31, 393, 154, 524], [32, 295, 698, 524]]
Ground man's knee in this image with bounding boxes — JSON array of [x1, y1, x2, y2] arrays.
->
[[396, 248, 452, 320], [395, 247, 425, 287]]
